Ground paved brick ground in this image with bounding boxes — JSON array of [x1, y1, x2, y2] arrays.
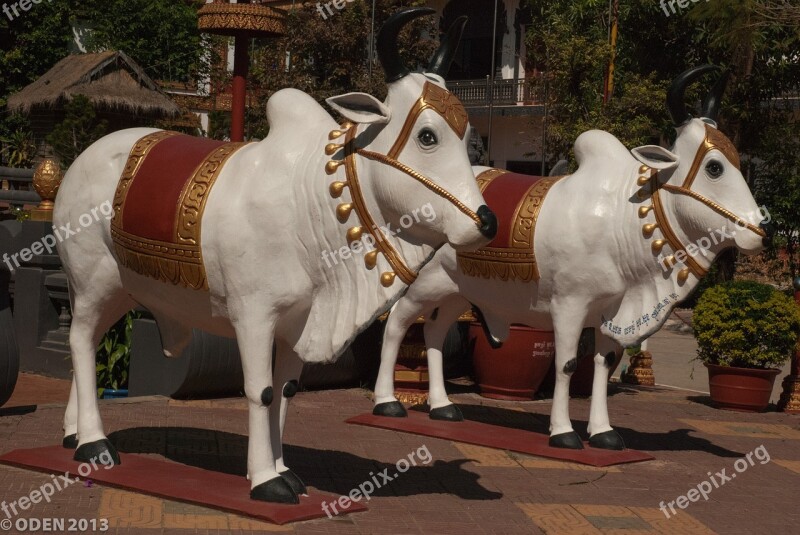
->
[[1, 376, 799, 534]]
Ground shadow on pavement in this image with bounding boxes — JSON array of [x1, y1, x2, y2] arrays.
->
[[410, 403, 744, 459], [108, 426, 502, 501]]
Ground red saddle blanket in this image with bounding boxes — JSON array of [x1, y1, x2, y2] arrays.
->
[[110, 131, 249, 290], [457, 168, 563, 282]]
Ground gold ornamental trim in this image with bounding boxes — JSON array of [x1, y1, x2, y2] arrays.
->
[[175, 141, 248, 246], [112, 131, 180, 226], [475, 168, 506, 192], [111, 227, 207, 290], [198, 3, 286, 37], [458, 175, 563, 283], [111, 132, 250, 290], [387, 81, 469, 159]]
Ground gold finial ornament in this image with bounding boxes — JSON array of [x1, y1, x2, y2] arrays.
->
[[364, 250, 379, 270], [642, 223, 658, 236], [663, 255, 675, 267], [637, 175, 650, 186], [380, 272, 396, 287], [346, 226, 363, 244], [639, 165, 649, 174], [638, 205, 653, 218], [31, 158, 63, 222], [677, 268, 690, 284], [336, 203, 353, 223], [329, 130, 345, 140], [651, 239, 666, 254], [325, 160, 344, 175], [325, 143, 342, 156], [340, 121, 354, 130], [636, 189, 651, 200], [329, 181, 347, 198]]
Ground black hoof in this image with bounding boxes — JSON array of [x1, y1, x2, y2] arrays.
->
[[74, 438, 120, 465], [373, 401, 408, 418], [250, 476, 299, 504], [429, 404, 464, 421], [280, 469, 307, 495], [62, 434, 78, 449], [589, 430, 625, 450], [548, 431, 584, 450]]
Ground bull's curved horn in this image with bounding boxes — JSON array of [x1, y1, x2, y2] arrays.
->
[[427, 16, 468, 78], [378, 7, 436, 83], [701, 71, 730, 122], [667, 64, 719, 127]]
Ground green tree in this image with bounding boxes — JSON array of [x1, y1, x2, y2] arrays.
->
[[46, 95, 107, 166], [243, 1, 438, 139]]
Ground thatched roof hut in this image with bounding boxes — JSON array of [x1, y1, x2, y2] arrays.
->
[[7, 50, 179, 116]]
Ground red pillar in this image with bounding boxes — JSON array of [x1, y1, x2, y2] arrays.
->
[[778, 277, 800, 413], [230, 34, 249, 143]]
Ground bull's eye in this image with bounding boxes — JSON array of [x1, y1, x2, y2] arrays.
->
[[705, 160, 724, 180], [418, 129, 438, 148]]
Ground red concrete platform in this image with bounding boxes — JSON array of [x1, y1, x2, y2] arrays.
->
[[347, 411, 654, 467], [0, 445, 366, 525]]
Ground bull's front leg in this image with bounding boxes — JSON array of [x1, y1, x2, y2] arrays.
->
[[233, 308, 298, 504], [549, 305, 588, 449], [587, 332, 625, 450], [270, 342, 307, 496], [423, 295, 471, 421], [373, 298, 428, 418]]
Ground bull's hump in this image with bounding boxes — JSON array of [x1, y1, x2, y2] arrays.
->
[[267, 89, 334, 135], [574, 130, 632, 166]]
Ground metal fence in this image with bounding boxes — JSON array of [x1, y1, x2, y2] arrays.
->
[[446, 78, 543, 107]]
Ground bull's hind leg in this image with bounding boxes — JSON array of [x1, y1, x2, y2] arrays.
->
[[588, 332, 625, 450], [68, 287, 136, 464], [232, 306, 297, 504], [271, 341, 306, 495]]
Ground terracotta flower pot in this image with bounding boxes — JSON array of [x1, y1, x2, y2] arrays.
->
[[705, 363, 781, 412], [470, 323, 555, 400]]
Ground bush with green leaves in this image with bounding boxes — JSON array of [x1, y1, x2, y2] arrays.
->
[[694, 281, 800, 369], [96, 311, 138, 396]]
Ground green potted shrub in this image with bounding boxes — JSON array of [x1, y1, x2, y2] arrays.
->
[[96, 311, 138, 399], [693, 281, 800, 412]]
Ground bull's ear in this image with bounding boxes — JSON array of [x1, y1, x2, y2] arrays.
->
[[326, 93, 391, 124], [631, 145, 680, 170]]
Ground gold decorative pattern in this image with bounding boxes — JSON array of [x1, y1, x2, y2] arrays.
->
[[475, 168, 506, 192], [176, 142, 247, 246], [32, 158, 62, 210], [388, 81, 469, 159], [112, 131, 180, 227], [197, 3, 286, 37], [458, 175, 563, 282], [111, 132, 249, 290]]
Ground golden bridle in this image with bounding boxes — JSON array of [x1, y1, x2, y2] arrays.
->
[[323, 81, 480, 288], [637, 123, 766, 284]]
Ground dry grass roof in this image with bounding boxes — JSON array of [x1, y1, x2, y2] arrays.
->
[[7, 50, 180, 116]]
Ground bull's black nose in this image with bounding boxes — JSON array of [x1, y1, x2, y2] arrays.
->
[[477, 205, 497, 240], [759, 220, 775, 247]]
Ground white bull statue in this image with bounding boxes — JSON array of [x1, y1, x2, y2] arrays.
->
[[54, 8, 496, 504], [373, 66, 771, 450]]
